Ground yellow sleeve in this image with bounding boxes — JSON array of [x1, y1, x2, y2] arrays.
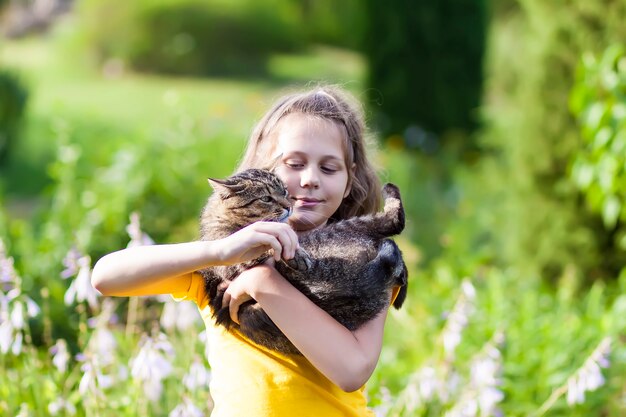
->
[[391, 286, 401, 305], [171, 271, 209, 308]]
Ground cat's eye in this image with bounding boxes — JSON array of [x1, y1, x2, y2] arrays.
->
[[260, 196, 273, 203]]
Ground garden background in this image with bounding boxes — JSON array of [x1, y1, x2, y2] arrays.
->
[[1, 0, 626, 416]]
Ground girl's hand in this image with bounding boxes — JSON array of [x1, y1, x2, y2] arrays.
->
[[221, 263, 275, 324], [217, 222, 298, 265]]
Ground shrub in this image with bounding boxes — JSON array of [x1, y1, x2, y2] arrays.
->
[[76, 0, 306, 76], [569, 45, 626, 278], [363, 0, 487, 142], [0, 70, 28, 165], [474, 0, 626, 282]]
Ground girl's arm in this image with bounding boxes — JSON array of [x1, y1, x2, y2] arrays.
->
[[92, 222, 299, 296], [222, 264, 390, 392]]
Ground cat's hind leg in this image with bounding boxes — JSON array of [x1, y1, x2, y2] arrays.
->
[[365, 239, 408, 309]]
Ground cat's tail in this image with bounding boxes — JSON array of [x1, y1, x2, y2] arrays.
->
[[368, 238, 408, 309]]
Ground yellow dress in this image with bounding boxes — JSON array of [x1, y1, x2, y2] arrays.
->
[[167, 272, 395, 417]]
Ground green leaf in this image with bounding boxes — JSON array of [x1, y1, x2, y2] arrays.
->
[[593, 126, 612, 150], [572, 160, 594, 189], [584, 102, 606, 131], [602, 195, 621, 228], [612, 103, 626, 121]]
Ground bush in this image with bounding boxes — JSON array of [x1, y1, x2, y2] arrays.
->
[[296, 0, 366, 50], [569, 45, 626, 278], [76, 0, 306, 76], [474, 0, 626, 282], [363, 0, 487, 142], [0, 70, 28, 165]]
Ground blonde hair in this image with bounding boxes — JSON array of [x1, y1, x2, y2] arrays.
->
[[237, 85, 381, 221]]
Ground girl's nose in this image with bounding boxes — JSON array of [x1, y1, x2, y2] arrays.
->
[[301, 168, 320, 189]]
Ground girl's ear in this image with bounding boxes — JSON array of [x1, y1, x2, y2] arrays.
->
[[343, 163, 356, 198], [208, 178, 245, 199]]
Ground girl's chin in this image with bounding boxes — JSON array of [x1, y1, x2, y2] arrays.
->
[[288, 215, 327, 232]]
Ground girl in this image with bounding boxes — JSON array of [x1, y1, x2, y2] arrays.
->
[[92, 85, 400, 416]]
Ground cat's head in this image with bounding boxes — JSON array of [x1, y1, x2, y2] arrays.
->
[[208, 169, 292, 223]]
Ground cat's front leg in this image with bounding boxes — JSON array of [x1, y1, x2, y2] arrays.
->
[[281, 247, 312, 272]]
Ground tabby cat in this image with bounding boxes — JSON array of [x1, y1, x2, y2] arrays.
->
[[199, 168, 408, 355]]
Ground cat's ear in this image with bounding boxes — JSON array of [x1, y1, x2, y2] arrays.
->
[[208, 178, 245, 199], [262, 154, 283, 173]]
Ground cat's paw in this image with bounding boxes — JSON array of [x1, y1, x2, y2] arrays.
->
[[283, 247, 312, 272]]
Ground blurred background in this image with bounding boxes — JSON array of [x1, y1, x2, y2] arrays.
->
[[0, 0, 625, 416]]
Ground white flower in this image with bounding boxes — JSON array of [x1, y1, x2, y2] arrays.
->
[[77, 355, 114, 398], [566, 337, 611, 406], [11, 331, 23, 355], [198, 330, 210, 359], [183, 356, 211, 390], [126, 212, 155, 248], [0, 319, 12, 354], [397, 363, 445, 412], [48, 398, 76, 416], [0, 289, 39, 355], [0, 239, 19, 291], [50, 339, 71, 373], [61, 247, 82, 279], [78, 360, 100, 396], [441, 279, 476, 359], [64, 255, 99, 309], [169, 397, 204, 417], [10, 301, 24, 329], [371, 386, 393, 417], [24, 297, 40, 317], [130, 333, 174, 402], [445, 332, 505, 417], [161, 299, 201, 332], [88, 327, 118, 366], [16, 403, 32, 417]]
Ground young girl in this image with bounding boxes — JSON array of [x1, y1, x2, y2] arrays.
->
[[92, 85, 400, 416]]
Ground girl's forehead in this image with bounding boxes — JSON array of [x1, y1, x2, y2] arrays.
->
[[270, 113, 348, 156]]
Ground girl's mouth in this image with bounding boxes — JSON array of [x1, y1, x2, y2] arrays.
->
[[293, 197, 323, 208]]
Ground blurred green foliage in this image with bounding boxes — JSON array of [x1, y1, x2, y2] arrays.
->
[[1, 3, 626, 414], [0, 70, 28, 164], [373, 257, 626, 416], [75, 0, 305, 76], [72, 0, 369, 78], [475, 0, 626, 282], [363, 0, 487, 143], [295, 0, 366, 50], [569, 45, 626, 277]]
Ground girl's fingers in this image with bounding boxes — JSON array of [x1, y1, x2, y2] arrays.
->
[[223, 288, 241, 324], [252, 222, 298, 259], [229, 297, 240, 324], [221, 291, 231, 310]]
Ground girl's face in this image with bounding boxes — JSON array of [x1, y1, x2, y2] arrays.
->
[[271, 113, 352, 232]]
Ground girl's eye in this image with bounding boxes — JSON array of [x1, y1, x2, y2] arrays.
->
[[285, 161, 304, 169], [260, 196, 273, 203], [321, 165, 338, 174]]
